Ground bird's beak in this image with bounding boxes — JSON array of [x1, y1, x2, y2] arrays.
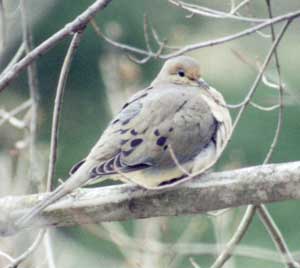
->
[[197, 78, 209, 89]]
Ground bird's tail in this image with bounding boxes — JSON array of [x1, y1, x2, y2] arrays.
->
[[15, 160, 96, 229]]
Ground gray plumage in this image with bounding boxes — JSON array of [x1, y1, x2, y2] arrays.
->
[[15, 56, 232, 228]]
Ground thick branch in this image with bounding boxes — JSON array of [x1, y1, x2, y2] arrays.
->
[[1, 161, 300, 235]]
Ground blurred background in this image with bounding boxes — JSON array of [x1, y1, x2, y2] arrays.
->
[[1, 0, 300, 267]]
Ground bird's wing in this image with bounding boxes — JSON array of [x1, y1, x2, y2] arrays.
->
[[76, 84, 217, 180]]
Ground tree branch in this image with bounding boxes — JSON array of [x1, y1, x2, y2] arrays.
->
[[1, 161, 300, 236], [0, 0, 112, 92]]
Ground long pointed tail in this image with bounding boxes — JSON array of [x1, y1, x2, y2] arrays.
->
[[15, 161, 96, 229]]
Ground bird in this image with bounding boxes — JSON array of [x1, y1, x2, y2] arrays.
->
[[15, 55, 232, 229]]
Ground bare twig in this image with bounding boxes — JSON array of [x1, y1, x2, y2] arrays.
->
[[230, 0, 252, 15], [254, 2, 300, 268], [168, 144, 190, 176], [210, 206, 256, 268], [230, 19, 291, 139], [5, 230, 46, 268], [85, 223, 294, 264], [0, 0, 113, 92], [43, 30, 83, 268], [91, 9, 300, 61], [169, 0, 266, 23], [0, 110, 26, 129], [263, 0, 285, 164], [257, 205, 300, 268], [0, 99, 32, 127], [190, 258, 201, 268], [0, 250, 14, 263], [47, 32, 83, 192], [162, 10, 298, 59], [90, 18, 151, 57], [20, 0, 40, 190], [0, 0, 6, 51], [143, 14, 152, 53], [0, 42, 25, 79], [208, 19, 292, 268], [1, 6, 298, 92], [151, 27, 178, 51], [43, 230, 57, 268], [249, 102, 279, 111]]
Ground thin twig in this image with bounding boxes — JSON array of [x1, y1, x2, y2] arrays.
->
[[208, 19, 293, 268], [84, 223, 296, 264], [250, 102, 279, 111], [210, 206, 257, 268], [151, 26, 178, 50], [262, 74, 281, 90], [163, 10, 298, 59], [90, 18, 154, 61], [0, 99, 32, 127], [43, 230, 57, 268], [0, 250, 14, 263], [0, 109, 26, 129], [5, 230, 46, 268], [20, 0, 40, 190], [3, 0, 20, 19], [169, 0, 266, 23], [43, 32, 83, 268], [230, 0, 252, 14], [168, 144, 190, 176], [257, 205, 300, 268], [0, 6, 299, 93], [230, 20, 291, 141], [0, 0, 6, 51], [263, 0, 285, 164], [190, 258, 201, 268], [0, 42, 25, 79], [254, 2, 300, 268], [47, 31, 83, 192], [143, 14, 152, 53], [0, 0, 113, 92]]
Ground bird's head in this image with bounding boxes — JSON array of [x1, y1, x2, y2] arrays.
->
[[152, 56, 209, 89]]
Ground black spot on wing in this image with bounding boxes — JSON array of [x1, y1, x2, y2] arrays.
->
[[122, 119, 131, 125], [157, 136, 167, 146], [154, 129, 160, 136], [131, 138, 143, 147], [130, 129, 138, 135]]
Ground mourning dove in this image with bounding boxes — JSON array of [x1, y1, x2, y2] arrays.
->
[[16, 55, 232, 228]]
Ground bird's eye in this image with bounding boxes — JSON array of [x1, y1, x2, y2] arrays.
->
[[178, 70, 185, 77]]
